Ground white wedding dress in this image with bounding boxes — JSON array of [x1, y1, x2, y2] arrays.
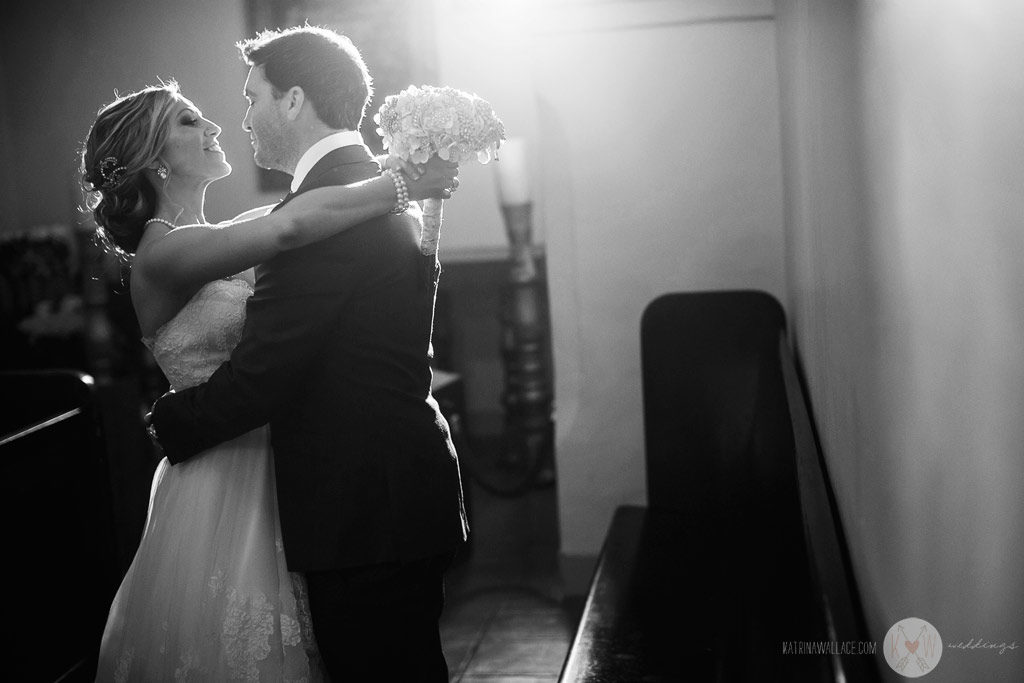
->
[[95, 273, 325, 682]]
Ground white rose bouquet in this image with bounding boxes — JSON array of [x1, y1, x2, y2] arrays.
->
[[375, 85, 505, 255]]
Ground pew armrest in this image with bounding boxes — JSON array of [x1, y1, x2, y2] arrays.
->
[[560, 506, 713, 681]]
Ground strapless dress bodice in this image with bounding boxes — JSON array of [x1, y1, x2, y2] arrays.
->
[[143, 277, 253, 391]]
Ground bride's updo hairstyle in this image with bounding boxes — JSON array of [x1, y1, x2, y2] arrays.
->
[[80, 81, 180, 259]]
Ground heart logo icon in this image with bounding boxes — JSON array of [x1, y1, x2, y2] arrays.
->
[[885, 618, 942, 676]]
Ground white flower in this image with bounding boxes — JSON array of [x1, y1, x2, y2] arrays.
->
[[376, 85, 505, 165]]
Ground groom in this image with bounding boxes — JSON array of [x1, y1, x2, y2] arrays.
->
[[148, 26, 468, 681]]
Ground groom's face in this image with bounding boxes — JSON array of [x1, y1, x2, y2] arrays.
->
[[242, 65, 290, 172]]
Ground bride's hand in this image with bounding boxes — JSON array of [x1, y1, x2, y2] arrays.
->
[[272, 158, 457, 251], [387, 155, 460, 200]]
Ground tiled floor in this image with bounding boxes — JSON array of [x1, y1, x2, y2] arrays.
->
[[440, 458, 583, 683]]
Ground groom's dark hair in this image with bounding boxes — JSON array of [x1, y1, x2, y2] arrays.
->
[[237, 25, 373, 130]]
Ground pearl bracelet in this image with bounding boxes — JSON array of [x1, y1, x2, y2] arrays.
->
[[384, 169, 410, 214]]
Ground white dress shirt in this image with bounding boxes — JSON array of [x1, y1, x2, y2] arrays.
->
[[290, 129, 366, 192]]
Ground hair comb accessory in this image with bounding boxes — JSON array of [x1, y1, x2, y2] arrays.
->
[[98, 156, 128, 190]]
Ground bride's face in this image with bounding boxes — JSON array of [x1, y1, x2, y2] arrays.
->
[[158, 97, 232, 184]]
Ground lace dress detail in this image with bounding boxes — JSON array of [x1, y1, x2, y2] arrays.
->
[[95, 276, 325, 682], [144, 277, 253, 391]]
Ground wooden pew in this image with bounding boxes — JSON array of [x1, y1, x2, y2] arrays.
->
[[1, 371, 120, 682], [559, 291, 879, 682]]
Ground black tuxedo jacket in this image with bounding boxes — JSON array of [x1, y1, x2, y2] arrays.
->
[[150, 145, 469, 571]]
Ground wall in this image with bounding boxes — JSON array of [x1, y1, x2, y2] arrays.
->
[[532, 0, 787, 560], [0, 0, 274, 235], [776, 1, 1024, 680], [0, 49, 19, 231], [429, 0, 541, 257]]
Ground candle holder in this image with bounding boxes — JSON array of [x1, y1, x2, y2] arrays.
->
[[461, 136, 554, 495], [502, 203, 536, 282], [496, 201, 554, 488]]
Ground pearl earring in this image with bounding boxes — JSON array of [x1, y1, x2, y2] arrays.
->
[[157, 165, 169, 180]]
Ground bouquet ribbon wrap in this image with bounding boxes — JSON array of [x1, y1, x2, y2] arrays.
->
[[375, 86, 505, 255]]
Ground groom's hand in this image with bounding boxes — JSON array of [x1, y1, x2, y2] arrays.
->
[[144, 389, 176, 447]]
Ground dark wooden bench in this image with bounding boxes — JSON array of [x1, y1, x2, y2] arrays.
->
[[1, 370, 122, 682], [559, 291, 879, 682]]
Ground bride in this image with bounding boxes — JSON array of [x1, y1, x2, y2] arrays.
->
[[81, 81, 457, 682]]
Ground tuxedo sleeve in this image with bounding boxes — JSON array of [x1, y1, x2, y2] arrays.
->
[[150, 240, 356, 464]]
